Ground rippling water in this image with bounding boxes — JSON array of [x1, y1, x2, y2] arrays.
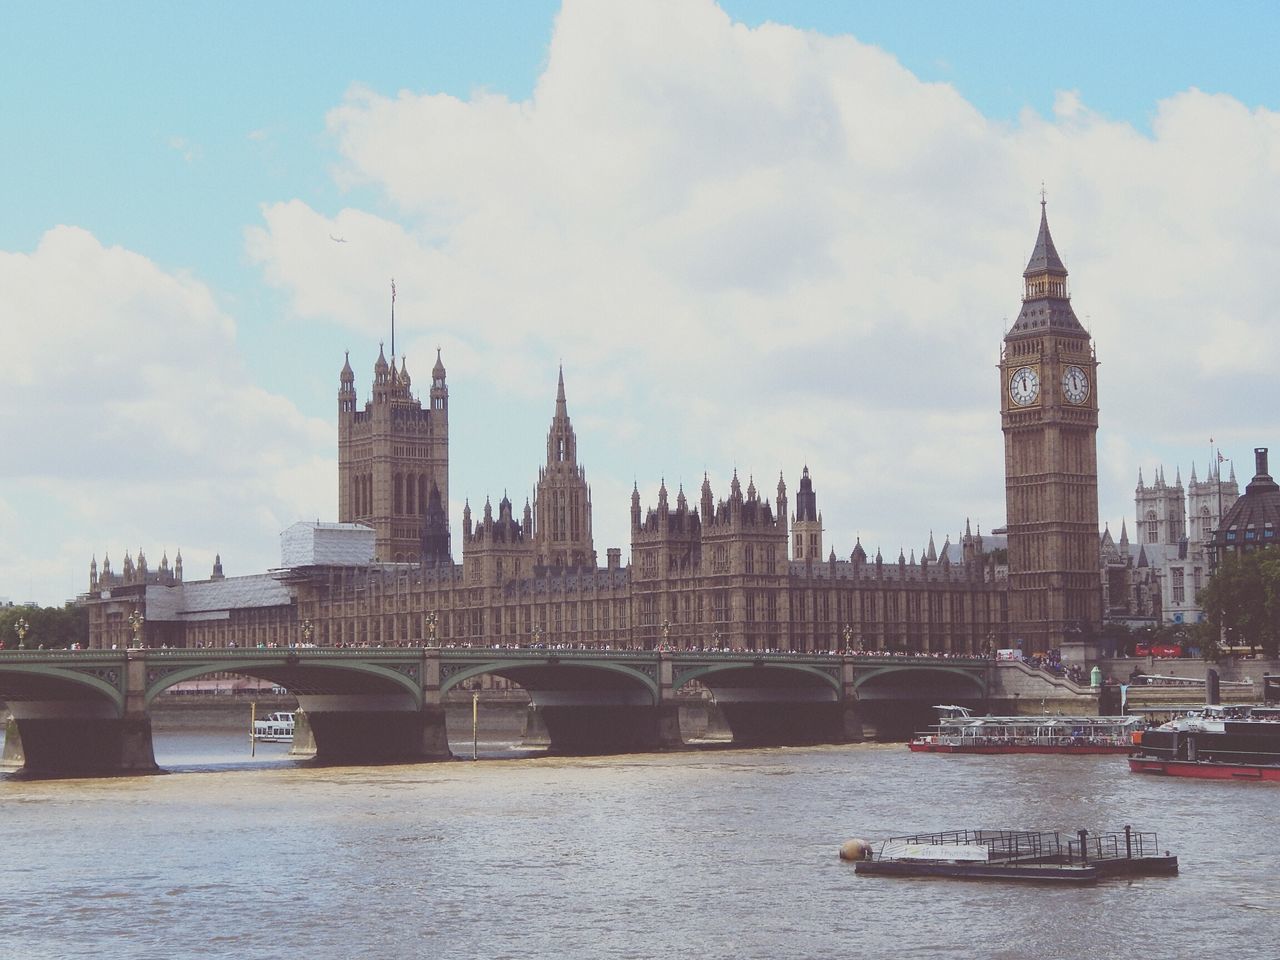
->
[[2, 714, 1277, 960]]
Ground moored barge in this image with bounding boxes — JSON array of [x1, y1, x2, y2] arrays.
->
[[852, 828, 1177, 884]]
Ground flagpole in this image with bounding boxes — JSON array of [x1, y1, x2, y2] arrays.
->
[[1216, 445, 1224, 554]]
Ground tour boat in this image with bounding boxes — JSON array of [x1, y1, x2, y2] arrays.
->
[[908, 705, 1143, 755], [252, 711, 295, 742], [1128, 704, 1280, 781]]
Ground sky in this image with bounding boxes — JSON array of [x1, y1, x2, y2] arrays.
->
[[2, 0, 1278, 606]]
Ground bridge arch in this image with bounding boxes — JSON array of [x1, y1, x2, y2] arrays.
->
[[440, 658, 660, 702], [673, 660, 842, 697], [143, 657, 424, 708], [0, 661, 126, 714], [854, 664, 987, 700]]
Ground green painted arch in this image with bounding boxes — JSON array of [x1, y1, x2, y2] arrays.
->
[[674, 661, 842, 695], [0, 663, 125, 714], [853, 665, 987, 697], [440, 658, 661, 700], [143, 659, 424, 707]]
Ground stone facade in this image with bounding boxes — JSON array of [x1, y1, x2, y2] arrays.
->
[[1129, 462, 1238, 624], [84, 204, 1150, 657], [337, 342, 450, 564], [999, 201, 1103, 651], [85, 368, 1009, 653], [1212, 447, 1280, 564]]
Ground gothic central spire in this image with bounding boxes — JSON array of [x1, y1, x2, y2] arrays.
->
[[1007, 198, 1085, 338], [1023, 198, 1068, 280]]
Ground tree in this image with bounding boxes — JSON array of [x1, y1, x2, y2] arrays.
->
[[0, 603, 88, 649], [1197, 552, 1280, 659]]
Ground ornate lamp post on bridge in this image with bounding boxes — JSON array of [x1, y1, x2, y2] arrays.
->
[[13, 617, 29, 651], [426, 611, 438, 647], [127, 608, 145, 649], [532, 624, 543, 649], [660, 619, 671, 652], [300, 619, 314, 648]]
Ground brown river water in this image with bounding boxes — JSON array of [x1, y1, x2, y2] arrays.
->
[[2, 706, 1277, 960]]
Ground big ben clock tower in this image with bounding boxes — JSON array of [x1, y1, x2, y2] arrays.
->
[[1000, 199, 1102, 652]]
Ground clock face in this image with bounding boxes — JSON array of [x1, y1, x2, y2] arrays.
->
[[1009, 366, 1040, 406], [1062, 365, 1090, 404]]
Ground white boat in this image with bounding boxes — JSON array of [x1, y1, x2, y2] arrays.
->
[[253, 711, 295, 742], [909, 705, 1143, 754]]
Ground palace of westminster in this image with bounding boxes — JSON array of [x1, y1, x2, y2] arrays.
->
[[83, 205, 1254, 655]]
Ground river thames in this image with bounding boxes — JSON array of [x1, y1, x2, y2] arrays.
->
[[2, 714, 1276, 960]]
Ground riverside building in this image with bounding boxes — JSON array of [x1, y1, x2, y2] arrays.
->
[[84, 204, 1155, 656]]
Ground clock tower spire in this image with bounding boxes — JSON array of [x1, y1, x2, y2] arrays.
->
[[1000, 198, 1102, 653]]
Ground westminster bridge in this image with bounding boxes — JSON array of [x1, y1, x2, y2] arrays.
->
[[0, 648, 1087, 777]]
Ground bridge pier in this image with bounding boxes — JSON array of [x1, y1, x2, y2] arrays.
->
[[713, 699, 852, 746], [294, 697, 451, 764], [3, 706, 158, 777], [522, 704, 551, 747], [524, 697, 683, 755], [838, 701, 866, 742], [289, 708, 318, 758]]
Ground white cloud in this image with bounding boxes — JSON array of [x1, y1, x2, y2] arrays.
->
[[243, 0, 1280, 567], [167, 135, 202, 163], [3, 0, 1263, 608], [0, 227, 332, 603]]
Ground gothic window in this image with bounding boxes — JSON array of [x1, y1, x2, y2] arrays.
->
[[713, 591, 728, 622], [393, 475, 403, 515], [766, 546, 775, 573], [745, 545, 754, 574], [1172, 568, 1185, 604], [1145, 510, 1158, 544], [746, 593, 756, 622], [1193, 567, 1202, 594], [794, 533, 802, 557], [642, 551, 657, 578]]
